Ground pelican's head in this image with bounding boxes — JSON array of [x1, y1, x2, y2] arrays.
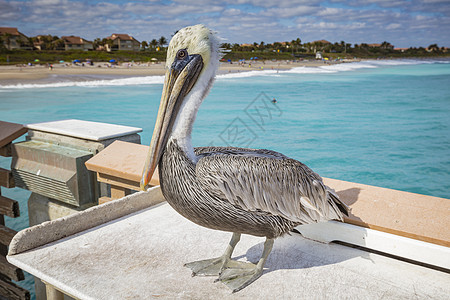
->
[[140, 24, 220, 190]]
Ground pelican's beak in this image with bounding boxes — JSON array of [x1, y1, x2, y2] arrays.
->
[[140, 54, 203, 190]]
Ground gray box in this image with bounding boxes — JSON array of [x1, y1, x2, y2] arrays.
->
[[12, 140, 94, 207]]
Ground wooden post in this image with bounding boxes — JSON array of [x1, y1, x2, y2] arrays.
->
[[45, 284, 64, 300], [0, 213, 6, 257], [111, 185, 131, 200], [85, 141, 160, 204], [0, 121, 29, 299]]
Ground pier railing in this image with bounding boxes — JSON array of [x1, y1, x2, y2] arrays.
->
[[0, 121, 30, 300], [85, 140, 449, 270], [2, 119, 449, 299]]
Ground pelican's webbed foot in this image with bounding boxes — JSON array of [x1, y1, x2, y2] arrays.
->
[[184, 256, 227, 276], [216, 238, 274, 292], [215, 261, 262, 292], [185, 232, 242, 276], [185, 234, 275, 292]]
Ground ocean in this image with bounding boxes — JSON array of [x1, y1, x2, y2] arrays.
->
[[1, 58, 449, 297]]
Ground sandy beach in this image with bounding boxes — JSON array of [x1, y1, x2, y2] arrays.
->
[[0, 59, 352, 85]]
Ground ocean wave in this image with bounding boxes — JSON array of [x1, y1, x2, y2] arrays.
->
[[1, 58, 447, 89], [0, 75, 165, 89], [217, 69, 279, 78]]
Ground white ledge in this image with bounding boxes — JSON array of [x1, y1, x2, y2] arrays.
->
[[7, 187, 450, 299], [26, 119, 142, 141]]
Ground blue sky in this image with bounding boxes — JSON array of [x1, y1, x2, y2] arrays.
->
[[1, 0, 449, 47]]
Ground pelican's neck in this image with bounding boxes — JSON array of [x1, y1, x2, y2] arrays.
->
[[170, 66, 216, 162]]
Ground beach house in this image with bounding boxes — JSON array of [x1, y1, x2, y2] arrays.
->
[[0, 27, 31, 50], [105, 34, 140, 51], [61, 36, 94, 51]]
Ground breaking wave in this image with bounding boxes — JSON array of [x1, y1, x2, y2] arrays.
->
[[1, 59, 448, 89]]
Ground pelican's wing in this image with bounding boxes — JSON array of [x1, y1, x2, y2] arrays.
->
[[195, 149, 348, 224]]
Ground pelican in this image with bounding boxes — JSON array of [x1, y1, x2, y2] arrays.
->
[[141, 24, 349, 292]]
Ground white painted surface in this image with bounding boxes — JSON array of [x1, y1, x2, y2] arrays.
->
[[296, 221, 450, 270], [8, 202, 450, 299], [26, 119, 142, 141]]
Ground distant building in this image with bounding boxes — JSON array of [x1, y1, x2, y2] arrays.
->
[[106, 34, 140, 51], [61, 36, 93, 51], [367, 43, 394, 50], [0, 27, 30, 50], [394, 48, 409, 52]]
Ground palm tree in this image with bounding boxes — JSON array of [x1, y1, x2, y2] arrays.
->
[[427, 44, 439, 52], [150, 39, 158, 50], [158, 36, 167, 49], [2, 33, 12, 50], [93, 38, 102, 50], [141, 40, 148, 50], [381, 41, 393, 50]]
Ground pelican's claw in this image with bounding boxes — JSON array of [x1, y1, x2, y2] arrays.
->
[[216, 262, 263, 293], [184, 256, 227, 276]]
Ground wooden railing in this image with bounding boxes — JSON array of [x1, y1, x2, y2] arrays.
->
[[86, 140, 450, 248], [0, 121, 30, 300], [85, 140, 159, 204]]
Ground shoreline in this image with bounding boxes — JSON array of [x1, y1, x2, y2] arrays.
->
[[0, 59, 353, 86]]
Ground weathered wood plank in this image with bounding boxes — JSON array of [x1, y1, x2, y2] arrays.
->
[[0, 276, 30, 300], [110, 185, 131, 200], [0, 255, 25, 281], [0, 143, 12, 157], [323, 177, 450, 248], [0, 195, 20, 218], [0, 215, 6, 257], [98, 196, 112, 205], [85, 140, 160, 186], [0, 224, 17, 247], [0, 121, 27, 149], [0, 168, 15, 188], [97, 172, 141, 191]]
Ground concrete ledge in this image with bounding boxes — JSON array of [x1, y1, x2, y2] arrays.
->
[[7, 194, 450, 299], [8, 186, 164, 256]]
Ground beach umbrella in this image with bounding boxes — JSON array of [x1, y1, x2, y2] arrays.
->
[[109, 59, 116, 63], [34, 59, 40, 62], [151, 58, 158, 61], [59, 60, 64, 63], [73, 59, 81, 63]]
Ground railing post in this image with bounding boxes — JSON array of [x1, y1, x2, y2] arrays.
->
[[0, 120, 29, 300], [9, 119, 142, 300]]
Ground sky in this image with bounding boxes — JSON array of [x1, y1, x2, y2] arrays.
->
[[1, 0, 449, 48]]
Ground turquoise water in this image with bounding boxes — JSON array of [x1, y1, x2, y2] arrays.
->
[[1, 59, 450, 297]]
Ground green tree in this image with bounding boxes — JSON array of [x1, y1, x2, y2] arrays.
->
[[428, 44, 439, 52], [1, 33, 12, 50], [141, 40, 148, 50], [93, 38, 102, 50], [150, 39, 158, 49], [158, 36, 167, 49]]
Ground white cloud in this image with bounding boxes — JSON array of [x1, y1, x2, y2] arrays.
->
[[0, 0, 449, 47]]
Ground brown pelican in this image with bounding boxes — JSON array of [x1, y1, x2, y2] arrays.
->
[[141, 24, 349, 292]]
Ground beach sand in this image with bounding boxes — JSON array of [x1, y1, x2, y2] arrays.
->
[[0, 59, 350, 85]]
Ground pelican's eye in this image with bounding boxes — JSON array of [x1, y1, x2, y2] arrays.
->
[[177, 49, 188, 60]]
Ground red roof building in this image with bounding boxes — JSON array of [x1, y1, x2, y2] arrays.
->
[[61, 36, 93, 51], [106, 33, 140, 51], [0, 27, 30, 50]]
